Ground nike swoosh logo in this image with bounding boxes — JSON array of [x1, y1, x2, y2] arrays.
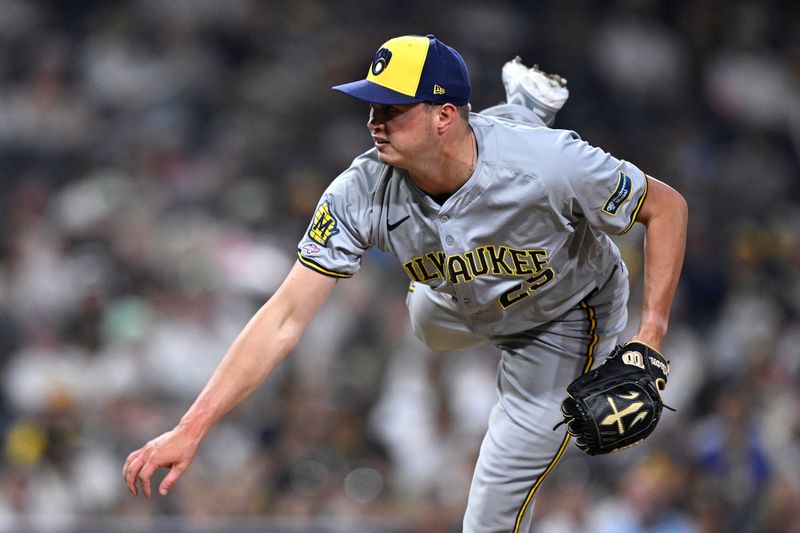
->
[[387, 215, 410, 231]]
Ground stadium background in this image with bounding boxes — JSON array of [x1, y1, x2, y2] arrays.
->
[[1, 1, 799, 531]]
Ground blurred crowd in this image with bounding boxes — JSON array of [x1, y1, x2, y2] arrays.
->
[[1, 1, 799, 532]]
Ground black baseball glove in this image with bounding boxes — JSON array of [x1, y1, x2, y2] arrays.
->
[[557, 341, 671, 455]]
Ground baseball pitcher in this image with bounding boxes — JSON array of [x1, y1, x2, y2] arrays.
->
[[123, 35, 687, 532]]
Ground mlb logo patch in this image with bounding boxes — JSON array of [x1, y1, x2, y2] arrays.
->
[[302, 243, 322, 256]]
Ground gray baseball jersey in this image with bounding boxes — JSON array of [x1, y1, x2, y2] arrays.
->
[[297, 112, 647, 335], [297, 108, 648, 532]]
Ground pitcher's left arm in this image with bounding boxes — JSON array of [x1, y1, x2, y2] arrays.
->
[[630, 175, 688, 351]]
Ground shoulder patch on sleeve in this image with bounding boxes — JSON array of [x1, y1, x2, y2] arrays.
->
[[602, 172, 633, 216], [308, 201, 340, 245]]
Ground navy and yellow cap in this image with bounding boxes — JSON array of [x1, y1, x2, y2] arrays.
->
[[332, 34, 471, 106]]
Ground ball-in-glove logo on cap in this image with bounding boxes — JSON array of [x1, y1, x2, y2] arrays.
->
[[371, 48, 392, 76]]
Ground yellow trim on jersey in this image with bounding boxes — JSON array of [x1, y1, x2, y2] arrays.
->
[[621, 173, 649, 234], [512, 299, 598, 532], [296, 251, 352, 279], [580, 299, 599, 372], [366, 35, 429, 96]]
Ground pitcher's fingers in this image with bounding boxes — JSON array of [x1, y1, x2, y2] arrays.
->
[[123, 450, 141, 481], [138, 461, 158, 499], [159, 463, 185, 496], [125, 455, 144, 496]]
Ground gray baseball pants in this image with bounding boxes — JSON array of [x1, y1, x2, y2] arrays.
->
[[406, 263, 629, 532]]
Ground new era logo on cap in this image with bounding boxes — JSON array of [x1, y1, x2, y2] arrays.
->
[[333, 35, 471, 106]]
